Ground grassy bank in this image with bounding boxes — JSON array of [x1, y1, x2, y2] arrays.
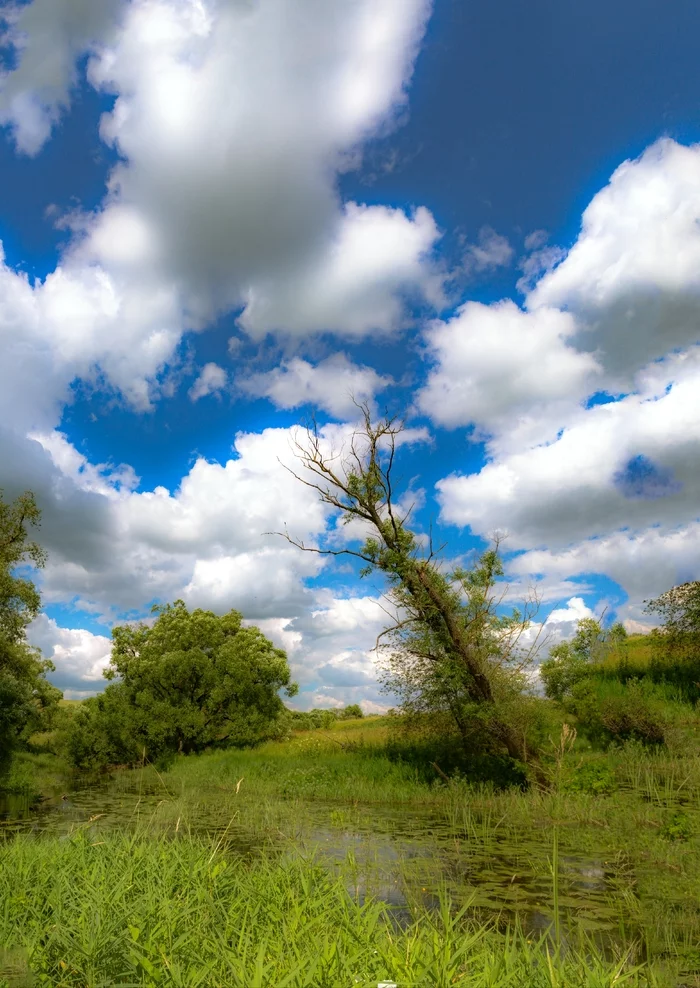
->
[[3, 716, 700, 985], [0, 750, 73, 797], [0, 829, 683, 987]]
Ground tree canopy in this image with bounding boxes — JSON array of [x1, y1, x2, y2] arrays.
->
[[0, 490, 61, 768], [67, 600, 298, 768], [540, 618, 627, 702], [645, 582, 700, 657]]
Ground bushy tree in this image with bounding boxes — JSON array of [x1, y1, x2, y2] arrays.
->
[[541, 616, 676, 747], [637, 582, 700, 702], [645, 582, 700, 648], [540, 618, 627, 702], [337, 704, 364, 720], [0, 490, 61, 771], [67, 600, 297, 768]]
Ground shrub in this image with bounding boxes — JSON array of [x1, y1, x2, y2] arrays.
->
[[560, 760, 616, 795], [569, 679, 671, 749]]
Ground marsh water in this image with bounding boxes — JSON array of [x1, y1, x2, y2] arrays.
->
[[0, 771, 648, 953]]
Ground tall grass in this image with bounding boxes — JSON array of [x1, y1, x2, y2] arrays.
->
[[0, 830, 678, 987], [162, 739, 437, 805]]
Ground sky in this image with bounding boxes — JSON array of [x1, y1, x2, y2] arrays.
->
[[1, 0, 700, 709]]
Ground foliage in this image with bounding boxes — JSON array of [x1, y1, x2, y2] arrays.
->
[[281, 405, 545, 779], [540, 618, 627, 702], [645, 581, 700, 647], [282, 704, 364, 733], [0, 490, 61, 773], [381, 546, 548, 768], [660, 812, 693, 842], [283, 708, 338, 731], [0, 832, 668, 988], [66, 600, 297, 769], [643, 582, 700, 702], [541, 613, 700, 750], [559, 759, 616, 796]]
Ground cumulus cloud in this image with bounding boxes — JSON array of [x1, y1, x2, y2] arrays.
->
[[241, 353, 392, 419], [427, 139, 700, 617], [0, 0, 442, 708], [85, 0, 438, 338], [283, 594, 391, 707], [509, 521, 700, 620], [29, 430, 139, 496], [27, 613, 112, 695], [518, 596, 598, 667], [0, 0, 439, 428], [529, 138, 700, 380], [2, 419, 408, 703], [237, 203, 442, 338], [0, 0, 122, 154], [437, 345, 700, 549], [416, 300, 600, 449], [188, 362, 228, 401]]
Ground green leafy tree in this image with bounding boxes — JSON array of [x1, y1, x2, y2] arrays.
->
[[540, 618, 627, 702], [645, 582, 700, 662], [278, 405, 545, 780], [0, 490, 61, 770], [643, 582, 700, 701], [541, 616, 674, 747], [68, 600, 297, 768], [337, 704, 364, 720]]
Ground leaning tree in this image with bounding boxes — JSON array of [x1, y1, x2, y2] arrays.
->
[[273, 404, 546, 781]]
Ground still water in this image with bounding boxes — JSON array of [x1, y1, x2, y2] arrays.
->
[[0, 771, 626, 946]]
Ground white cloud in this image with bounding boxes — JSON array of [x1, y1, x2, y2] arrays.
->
[[188, 362, 227, 401], [27, 613, 112, 692], [3, 419, 399, 704], [290, 595, 388, 641], [426, 138, 700, 626], [240, 353, 391, 418], [83, 0, 438, 337], [518, 596, 598, 665], [0, 0, 439, 428], [509, 521, 700, 615], [529, 138, 700, 380], [0, 0, 437, 710], [462, 226, 514, 275], [237, 202, 442, 338], [437, 346, 700, 549], [0, 0, 122, 154], [416, 300, 600, 450], [29, 430, 139, 497]]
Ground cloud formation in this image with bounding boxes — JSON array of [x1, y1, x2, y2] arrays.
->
[[241, 353, 392, 419], [0, 0, 439, 424], [189, 363, 228, 402], [428, 139, 700, 615]]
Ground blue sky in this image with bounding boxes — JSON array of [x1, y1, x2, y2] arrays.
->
[[1, 0, 700, 708]]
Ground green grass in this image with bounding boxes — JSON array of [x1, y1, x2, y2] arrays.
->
[[0, 829, 682, 987], [0, 751, 73, 796], [5, 715, 700, 985]]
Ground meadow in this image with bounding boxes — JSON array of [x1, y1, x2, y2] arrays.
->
[[2, 714, 700, 987]]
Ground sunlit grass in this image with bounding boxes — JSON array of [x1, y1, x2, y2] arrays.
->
[[5, 716, 700, 985], [0, 829, 681, 987]]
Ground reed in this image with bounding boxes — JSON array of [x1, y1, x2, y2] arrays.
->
[[0, 830, 676, 987]]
